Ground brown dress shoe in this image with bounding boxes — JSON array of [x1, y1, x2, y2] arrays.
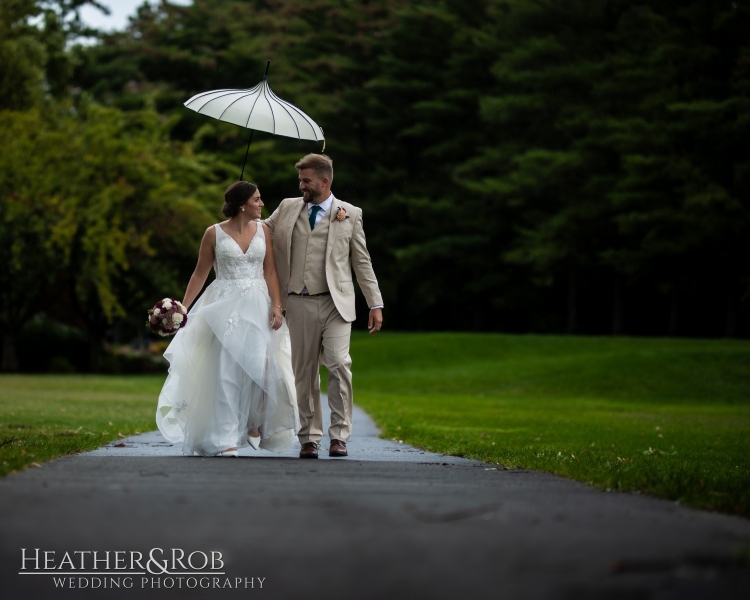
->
[[299, 442, 319, 459], [329, 439, 348, 457]]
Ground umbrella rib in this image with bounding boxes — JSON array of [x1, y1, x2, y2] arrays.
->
[[270, 90, 300, 139], [262, 80, 276, 135], [186, 81, 323, 141], [268, 88, 322, 140], [243, 85, 265, 129], [185, 88, 234, 105], [215, 84, 263, 120], [187, 87, 239, 102], [187, 83, 261, 110]]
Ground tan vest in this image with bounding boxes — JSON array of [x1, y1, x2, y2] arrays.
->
[[288, 206, 330, 294]]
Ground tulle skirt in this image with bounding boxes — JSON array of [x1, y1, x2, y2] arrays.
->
[[156, 278, 299, 456]]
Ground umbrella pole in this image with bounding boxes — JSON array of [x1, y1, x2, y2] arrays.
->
[[238, 62, 270, 181], [239, 129, 254, 181]]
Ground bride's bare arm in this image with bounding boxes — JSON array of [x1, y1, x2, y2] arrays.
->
[[262, 223, 283, 330], [182, 226, 216, 309]]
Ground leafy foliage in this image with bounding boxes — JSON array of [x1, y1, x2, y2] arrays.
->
[[0, 2, 228, 371], [68, 0, 750, 337], [0, 103, 221, 370], [2, 0, 750, 373]]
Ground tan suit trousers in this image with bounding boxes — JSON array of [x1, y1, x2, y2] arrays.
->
[[285, 293, 353, 444]]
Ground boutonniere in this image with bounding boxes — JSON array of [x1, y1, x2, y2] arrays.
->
[[335, 207, 349, 221]]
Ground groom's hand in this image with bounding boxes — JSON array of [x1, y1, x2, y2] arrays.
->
[[368, 308, 383, 334]]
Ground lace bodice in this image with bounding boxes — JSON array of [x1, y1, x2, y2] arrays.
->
[[212, 223, 268, 299], [214, 223, 266, 280]]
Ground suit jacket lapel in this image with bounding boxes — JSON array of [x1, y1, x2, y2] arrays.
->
[[325, 195, 340, 261], [287, 198, 306, 268]]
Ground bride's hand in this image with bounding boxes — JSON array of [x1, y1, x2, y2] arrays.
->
[[270, 305, 283, 330]]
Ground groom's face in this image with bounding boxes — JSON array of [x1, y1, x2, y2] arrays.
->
[[298, 168, 325, 204]]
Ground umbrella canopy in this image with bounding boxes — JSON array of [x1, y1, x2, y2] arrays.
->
[[184, 80, 324, 142], [184, 62, 325, 180]]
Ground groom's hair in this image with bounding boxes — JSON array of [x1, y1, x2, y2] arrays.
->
[[295, 154, 333, 183]]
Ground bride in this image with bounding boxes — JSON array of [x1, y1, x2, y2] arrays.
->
[[156, 181, 299, 456]]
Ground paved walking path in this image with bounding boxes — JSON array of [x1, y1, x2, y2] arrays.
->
[[1, 399, 748, 599], [85, 399, 470, 464]]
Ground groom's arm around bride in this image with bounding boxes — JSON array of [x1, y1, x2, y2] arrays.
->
[[262, 153, 383, 458]]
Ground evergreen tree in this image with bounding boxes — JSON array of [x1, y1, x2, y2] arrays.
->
[[42, 0, 750, 336]]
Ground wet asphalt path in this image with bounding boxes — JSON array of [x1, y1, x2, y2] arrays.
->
[[1, 398, 748, 600]]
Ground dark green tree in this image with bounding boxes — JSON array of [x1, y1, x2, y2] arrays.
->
[[62, 0, 750, 337]]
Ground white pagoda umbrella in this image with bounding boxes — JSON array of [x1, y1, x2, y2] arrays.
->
[[184, 62, 325, 180]]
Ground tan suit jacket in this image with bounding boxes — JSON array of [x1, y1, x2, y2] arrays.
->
[[263, 195, 383, 322]]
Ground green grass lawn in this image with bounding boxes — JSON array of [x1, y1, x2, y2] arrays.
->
[[0, 375, 164, 477], [1, 333, 749, 517], [347, 333, 750, 517]]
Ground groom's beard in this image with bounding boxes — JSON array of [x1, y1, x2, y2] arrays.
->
[[304, 187, 322, 203]]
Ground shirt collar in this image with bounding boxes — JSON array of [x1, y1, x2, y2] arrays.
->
[[308, 193, 334, 214]]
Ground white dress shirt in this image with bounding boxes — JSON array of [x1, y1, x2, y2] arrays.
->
[[307, 193, 334, 226], [292, 193, 383, 310]]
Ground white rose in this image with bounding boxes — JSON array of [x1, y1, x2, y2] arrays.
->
[[153, 308, 161, 316], [162, 301, 173, 310], [162, 297, 171, 303], [172, 313, 184, 324], [174, 324, 180, 330]]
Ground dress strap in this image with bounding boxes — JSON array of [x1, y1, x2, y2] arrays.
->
[[255, 221, 265, 242]]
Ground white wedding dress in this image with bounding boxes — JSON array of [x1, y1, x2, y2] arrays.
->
[[156, 223, 299, 456]]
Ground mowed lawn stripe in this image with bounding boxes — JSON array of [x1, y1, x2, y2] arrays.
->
[[0, 375, 165, 477], [347, 333, 750, 516], [1, 334, 749, 516]]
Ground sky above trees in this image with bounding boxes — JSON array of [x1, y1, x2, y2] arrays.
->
[[79, 0, 192, 32]]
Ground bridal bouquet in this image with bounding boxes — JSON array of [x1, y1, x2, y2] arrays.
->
[[147, 298, 188, 337]]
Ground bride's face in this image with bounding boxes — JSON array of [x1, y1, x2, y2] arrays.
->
[[244, 189, 263, 219]]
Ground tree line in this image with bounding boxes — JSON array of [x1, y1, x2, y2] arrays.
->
[[2, 0, 749, 371], [0, 0, 226, 370]]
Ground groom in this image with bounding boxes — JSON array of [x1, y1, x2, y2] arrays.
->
[[264, 154, 383, 459]]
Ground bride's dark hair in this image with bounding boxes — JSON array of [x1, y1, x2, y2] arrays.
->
[[222, 181, 257, 217]]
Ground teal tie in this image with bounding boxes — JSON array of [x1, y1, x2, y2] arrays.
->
[[309, 205, 322, 230]]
